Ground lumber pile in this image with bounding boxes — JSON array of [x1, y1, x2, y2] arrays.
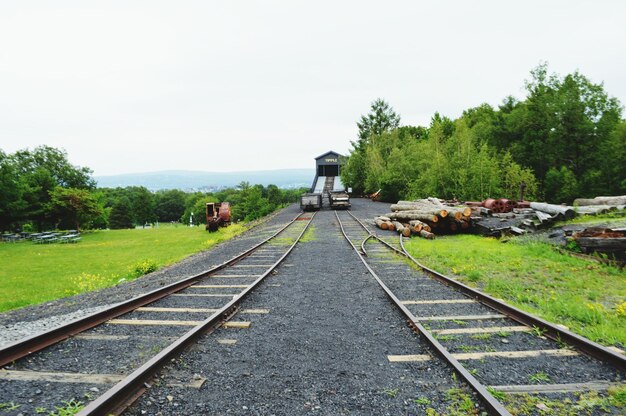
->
[[374, 198, 473, 239]]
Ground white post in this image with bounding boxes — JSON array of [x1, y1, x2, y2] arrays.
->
[[190, 212, 194, 227]]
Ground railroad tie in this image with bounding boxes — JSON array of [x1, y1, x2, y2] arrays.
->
[[401, 299, 476, 305], [419, 314, 506, 321], [387, 349, 579, 363], [107, 319, 252, 328], [430, 326, 531, 335], [489, 381, 622, 394]]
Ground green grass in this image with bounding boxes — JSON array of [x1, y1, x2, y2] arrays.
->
[[0, 224, 245, 312], [404, 235, 626, 347], [299, 225, 316, 242], [558, 211, 626, 226], [500, 386, 626, 415]]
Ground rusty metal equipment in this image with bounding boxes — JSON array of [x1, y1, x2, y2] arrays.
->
[[480, 198, 516, 213], [206, 202, 231, 232]]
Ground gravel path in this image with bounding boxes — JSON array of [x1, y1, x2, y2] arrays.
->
[[123, 207, 483, 415], [0, 205, 300, 347]]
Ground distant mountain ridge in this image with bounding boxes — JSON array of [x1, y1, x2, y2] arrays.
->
[[95, 169, 314, 191]]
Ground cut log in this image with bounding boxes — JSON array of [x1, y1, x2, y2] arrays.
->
[[409, 220, 423, 232], [390, 204, 449, 218], [386, 211, 439, 223], [419, 230, 435, 239], [388, 222, 396, 232], [378, 215, 391, 222], [573, 196, 626, 206], [375, 219, 389, 230], [392, 221, 404, 232], [575, 205, 617, 215], [529, 202, 576, 220]]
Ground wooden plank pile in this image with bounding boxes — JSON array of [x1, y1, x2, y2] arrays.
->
[[374, 198, 473, 239], [571, 227, 626, 261]]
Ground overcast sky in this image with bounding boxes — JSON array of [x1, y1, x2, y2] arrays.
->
[[1, 1, 625, 176]]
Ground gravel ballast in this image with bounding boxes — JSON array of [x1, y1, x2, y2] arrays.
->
[[123, 208, 482, 415]]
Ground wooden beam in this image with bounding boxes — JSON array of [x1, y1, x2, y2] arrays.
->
[[191, 285, 249, 289], [108, 319, 202, 326], [490, 381, 620, 394], [171, 294, 237, 298], [0, 369, 124, 384], [222, 321, 251, 329], [388, 349, 578, 362], [401, 299, 475, 305], [419, 314, 506, 321], [430, 326, 530, 335], [209, 275, 261, 278]]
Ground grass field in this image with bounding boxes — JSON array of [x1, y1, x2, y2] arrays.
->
[[0, 224, 245, 312], [404, 235, 626, 347]]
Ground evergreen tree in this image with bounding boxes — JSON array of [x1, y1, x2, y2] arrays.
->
[[109, 198, 134, 229]]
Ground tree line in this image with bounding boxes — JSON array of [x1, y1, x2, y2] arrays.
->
[[341, 64, 626, 203], [0, 145, 305, 232]]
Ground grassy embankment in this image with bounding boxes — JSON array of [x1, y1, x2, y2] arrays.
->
[[0, 223, 245, 312], [403, 235, 626, 347]]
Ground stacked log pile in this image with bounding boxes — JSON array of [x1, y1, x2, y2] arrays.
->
[[374, 198, 472, 239]]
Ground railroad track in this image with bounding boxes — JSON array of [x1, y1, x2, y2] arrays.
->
[[0, 211, 314, 416], [336, 210, 625, 415]]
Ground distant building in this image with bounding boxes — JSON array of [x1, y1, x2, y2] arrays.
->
[[311, 151, 345, 193]]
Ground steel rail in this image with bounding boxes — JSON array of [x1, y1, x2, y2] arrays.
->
[[398, 234, 626, 371], [79, 211, 315, 415], [0, 211, 307, 368], [335, 211, 512, 416], [345, 211, 626, 371]]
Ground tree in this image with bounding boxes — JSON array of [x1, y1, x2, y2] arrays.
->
[[109, 198, 134, 229], [8, 146, 95, 230], [356, 99, 401, 145], [499, 63, 622, 197], [544, 167, 579, 204], [155, 189, 186, 222], [343, 99, 402, 194], [267, 184, 282, 208], [0, 151, 27, 231], [127, 186, 156, 225], [47, 187, 103, 230]]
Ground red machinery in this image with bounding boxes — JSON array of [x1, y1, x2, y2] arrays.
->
[[206, 202, 231, 232]]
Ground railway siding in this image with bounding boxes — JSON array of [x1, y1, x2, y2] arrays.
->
[[337, 207, 625, 414]]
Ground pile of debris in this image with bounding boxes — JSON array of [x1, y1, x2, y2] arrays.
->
[[373, 195, 626, 240], [571, 227, 626, 261], [471, 196, 626, 236], [374, 198, 473, 239]]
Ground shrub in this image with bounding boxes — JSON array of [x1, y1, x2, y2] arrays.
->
[[130, 259, 158, 277]]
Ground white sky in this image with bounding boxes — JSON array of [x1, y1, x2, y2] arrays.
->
[[1, 1, 625, 176]]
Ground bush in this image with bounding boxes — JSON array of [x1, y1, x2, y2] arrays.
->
[[130, 259, 158, 277]]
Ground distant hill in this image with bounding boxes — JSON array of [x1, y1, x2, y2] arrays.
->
[[95, 169, 314, 191]]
